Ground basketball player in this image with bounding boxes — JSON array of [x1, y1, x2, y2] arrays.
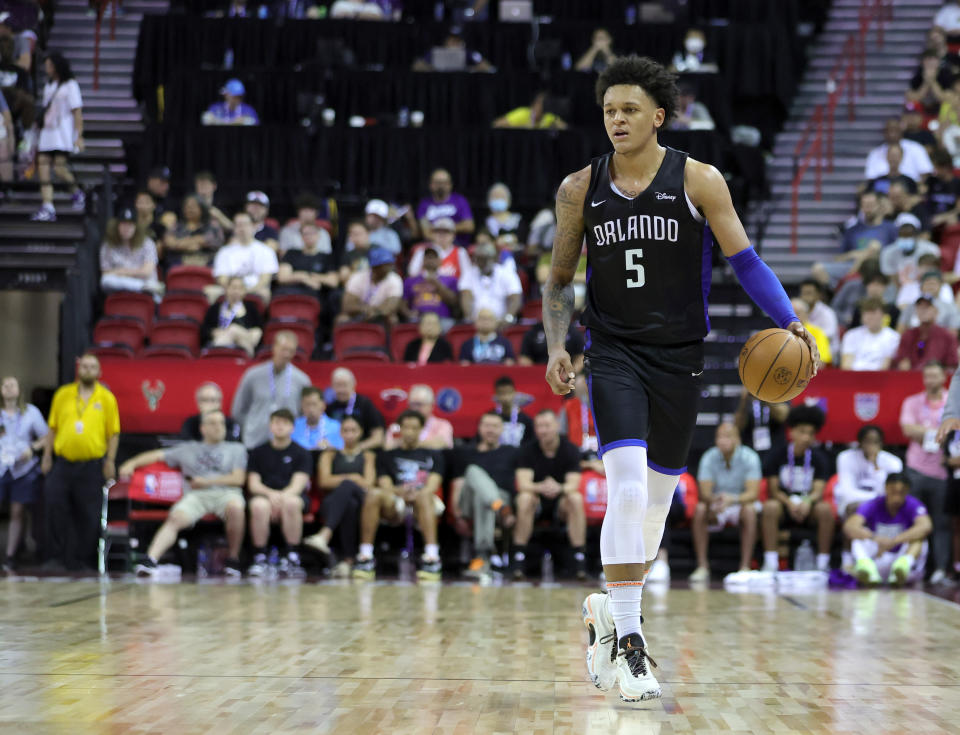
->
[[543, 56, 821, 702]]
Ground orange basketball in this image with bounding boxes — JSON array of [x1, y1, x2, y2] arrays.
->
[[738, 328, 813, 403]]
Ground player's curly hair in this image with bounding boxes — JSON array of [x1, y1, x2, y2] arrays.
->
[[785, 405, 825, 432], [595, 55, 679, 124]]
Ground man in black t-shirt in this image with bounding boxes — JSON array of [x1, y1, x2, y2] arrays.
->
[[518, 321, 585, 372], [325, 367, 385, 450], [760, 405, 834, 573], [510, 409, 586, 579], [492, 375, 536, 447], [451, 412, 519, 577], [180, 382, 243, 443], [277, 222, 340, 297], [353, 410, 445, 581], [245, 191, 279, 250], [246, 409, 313, 577]]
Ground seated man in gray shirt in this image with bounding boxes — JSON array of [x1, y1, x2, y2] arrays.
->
[[690, 422, 762, 582], [118, 409, 248, 578]]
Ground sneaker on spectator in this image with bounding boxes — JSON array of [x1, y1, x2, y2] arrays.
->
[[889, 555, 912, 587], [646, 558, 670, 584], [30, 204, 55, 222], [352, 555, 376, 580], [417, 555, 442, 581], [71, 190, 86, 211], [303, 534, 330, 556], [281, 551, 306, 578], [224, 557, 243, 578], [135, 557, 158, 578], [247, 553, 269, 578], [464, 557, 488, 579], [929, 568, 949, 586], [688, 566, 709, 583], [854, 557, 881, 586], [331, 560, 351, 578]]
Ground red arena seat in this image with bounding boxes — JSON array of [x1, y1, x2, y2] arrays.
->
[[264, 319, 315, 357], [390, 323, 421, 362], [269, 294, 321, 326], [104, 291, 155, 330], [149, 319, 201, 356], [159, 292, 209, 324], [333, 323, 386, 359], [444, 324, 476, 357], [165, 265, 214, 292], [93, 317, 147, 353]]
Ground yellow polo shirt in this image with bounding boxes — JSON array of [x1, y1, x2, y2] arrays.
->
[[48, 382, 120, 461], [503, 107, 561, 129]]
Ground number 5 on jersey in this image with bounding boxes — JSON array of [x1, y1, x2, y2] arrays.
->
[[625, 248, 644, 288]]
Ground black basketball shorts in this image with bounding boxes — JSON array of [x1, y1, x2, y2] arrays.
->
[[584, 328, 703, 474]]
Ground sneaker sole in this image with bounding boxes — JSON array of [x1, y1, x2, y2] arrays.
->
[[619, 686, 663, 702], [416, 570, 441, 581], [352, 570, 376, 580]]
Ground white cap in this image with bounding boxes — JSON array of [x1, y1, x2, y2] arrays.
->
[[365, 199, 389, 219], [894, 212, 921, 230]]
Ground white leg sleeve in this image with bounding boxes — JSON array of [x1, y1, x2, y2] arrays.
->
[[851, 538, 878, 561], [644, 469, 681, 563], [599, 445, 649, 566]]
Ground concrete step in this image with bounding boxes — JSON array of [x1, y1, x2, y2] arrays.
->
[[84, 120, 144, 134], [70, 62, 135, 75]]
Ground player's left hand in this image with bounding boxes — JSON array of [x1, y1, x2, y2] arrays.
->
[[785, 321, 820, 378], [546, 349, 576, 395]]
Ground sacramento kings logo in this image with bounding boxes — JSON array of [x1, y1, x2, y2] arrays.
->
[[773, 367, 792, 385]]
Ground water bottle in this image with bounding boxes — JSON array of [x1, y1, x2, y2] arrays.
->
[[224, 48, 234, 71], [561, 52, 572, 71], [398, 107, 409, 128], [268, 546, 279, 577], [541, 550, 554, 582], [794, 540, 815, 572], [197, 545, 209, 578]]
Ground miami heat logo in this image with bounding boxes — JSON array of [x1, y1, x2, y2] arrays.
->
[[142, 380, 165, 411], [773, 367, 792, 385]]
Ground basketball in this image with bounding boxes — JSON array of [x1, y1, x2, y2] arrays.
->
[[738, 328, 813, 403]]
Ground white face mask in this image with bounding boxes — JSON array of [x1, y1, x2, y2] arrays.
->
[[685, 38, 705, 54]]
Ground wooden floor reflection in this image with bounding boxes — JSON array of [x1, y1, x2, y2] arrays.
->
[[0, 577, 957, 734]]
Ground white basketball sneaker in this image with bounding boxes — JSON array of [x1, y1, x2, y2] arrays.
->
[[615, 631, 661, 702], [581, 592, 618, 691]]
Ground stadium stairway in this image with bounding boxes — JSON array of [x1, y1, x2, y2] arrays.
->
[[747, 0, 942, 284]]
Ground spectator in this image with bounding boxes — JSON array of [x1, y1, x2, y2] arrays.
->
[[363, 199, 402, 255], [0, 83, 12, 188], [867, 144, 919, 194], [384, 384, 454, 451], [899, 360, 952, 584], [134, 190, 165, 246], [292, 386, 343, 451], [415, 168, 474, 245], [212, 212, 279, 303], [849, 272, 900, 328], [834, 425, 903, 519], [493, 375, 535, 447], [690, 423, 761, 580], [519, 321, 585, 373], [928, 149, 960, 226], [886, 180, 930, 232], [450, 412, 519, 577], [120, 409, 246, 578], [935, 0, 960, 35], [193, 170, 233, 233], [231, 331, 312, 448], [339, 220, 373, 281], [279, 193, 333, 254], [460, 242, 523, 322], [459, 308, 516, 365], [734, 389, 789, 461], [493, 91, 567, 130], [0, 35, 29, 91], [162, 194, 224, 268], [899, 253, 948, 307], [411, 27, 492, 73], [353, 410, 445, 581], [791, 298, 832, 365], [668, 83, 715, 131], [30, 52, 84, 222], [200, 277, 263, 356], [201, 78, 259, 126], [879, 213, 940, 303], [902, 108, 938, 150], [99, 208, 162, 296], [839, 297, 901, 370], [813, 192, 894, 289], [510, 410, 586, 580], [0, 376, 48, 570], [402, 245, 459, 322], [574, 27, 617, 73], [339, 247, 403, 325], [526, 198, 557, 256], [894, 298, 959, 370], [180, 382, 243, 442], [671, 28, 717, 73], [402, 312, 454, 365], [329, 0, 391, 19], [303, 415, 376, 576], [844, 473, 932, 586], [799, 279, 839, 356], [276, 221, 339, 299], [41, 354, 119, 572], [897, 270, 959, 331], [864, 118, 934, 182], [559, 374, 600, 457], [145, 165, 174, 219], [245, 408, 312, 577], [245, 191, 280, 251], [325, 367, 385, 451], [760, 405, 834, 573], [829, 259, 875, 328], [407, 218, 472, 280], [484, 182, 527, 253], [907, 49, 948, 117]]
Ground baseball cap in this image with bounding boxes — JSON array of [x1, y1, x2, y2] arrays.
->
[[117, 207, 136, 222], [431, 217, 456, 232], [148, 165, 171, 181], [222, 79, 246, 97], [246, 190, 270, 207], [916, 295, 935, 306], [368, 248, 396, 267], [365, 199, 390, 219], [894, 212, 921, 230]]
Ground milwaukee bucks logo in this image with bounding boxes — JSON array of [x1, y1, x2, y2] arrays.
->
[[142, 380, 165, 412]]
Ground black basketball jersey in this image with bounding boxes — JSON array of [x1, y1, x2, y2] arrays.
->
[[581, 147, 712, 345]]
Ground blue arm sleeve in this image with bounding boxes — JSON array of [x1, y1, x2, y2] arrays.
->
[[726, 246, 799, 329]]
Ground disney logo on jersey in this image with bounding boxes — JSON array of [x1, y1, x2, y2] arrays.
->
[[592, 214, 679, 247], [654, 192, 677, 201]]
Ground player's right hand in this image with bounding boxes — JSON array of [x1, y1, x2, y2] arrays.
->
[[937, 417, 960, 444], [546, 349, 576, 395]]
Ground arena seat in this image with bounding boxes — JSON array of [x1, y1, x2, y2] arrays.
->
[[165, 265, 214, 292], [159, 292, 209, 323], [89, 344, 136, 360], [254, 346, 310, 366], [265, 319, 315, 357], [390, 323, 421, 362], [269, 294, 321, 326], [333, 323, 386, 359], [199, 346, 250, 360], [341, 349, 391, 363], [93, 316, 147, 353], [140, 345, 194, 360], [521, 300, 542, 323], [444, 324, 476, 357], [149, 319, 201, 356], [104, 291, 155, 331]]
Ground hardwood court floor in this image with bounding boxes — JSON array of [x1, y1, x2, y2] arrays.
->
[[0, 578, 958, 734]]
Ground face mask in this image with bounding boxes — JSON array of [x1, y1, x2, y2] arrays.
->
[[895, 237, 916, 252], [685, 38, 705, 54], [489, 198, 508, 213]]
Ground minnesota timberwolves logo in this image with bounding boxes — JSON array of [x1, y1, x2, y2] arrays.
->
[[436, 387, 462, 414]]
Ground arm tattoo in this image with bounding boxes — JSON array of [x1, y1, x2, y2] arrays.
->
[[544, 170, 588, 352], [543, 279, 575, 352]]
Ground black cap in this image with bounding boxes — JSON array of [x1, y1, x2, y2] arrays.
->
[[916, 295, 935, 306], [117, 207, 136, 222], [148, 166, 171, 181]]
